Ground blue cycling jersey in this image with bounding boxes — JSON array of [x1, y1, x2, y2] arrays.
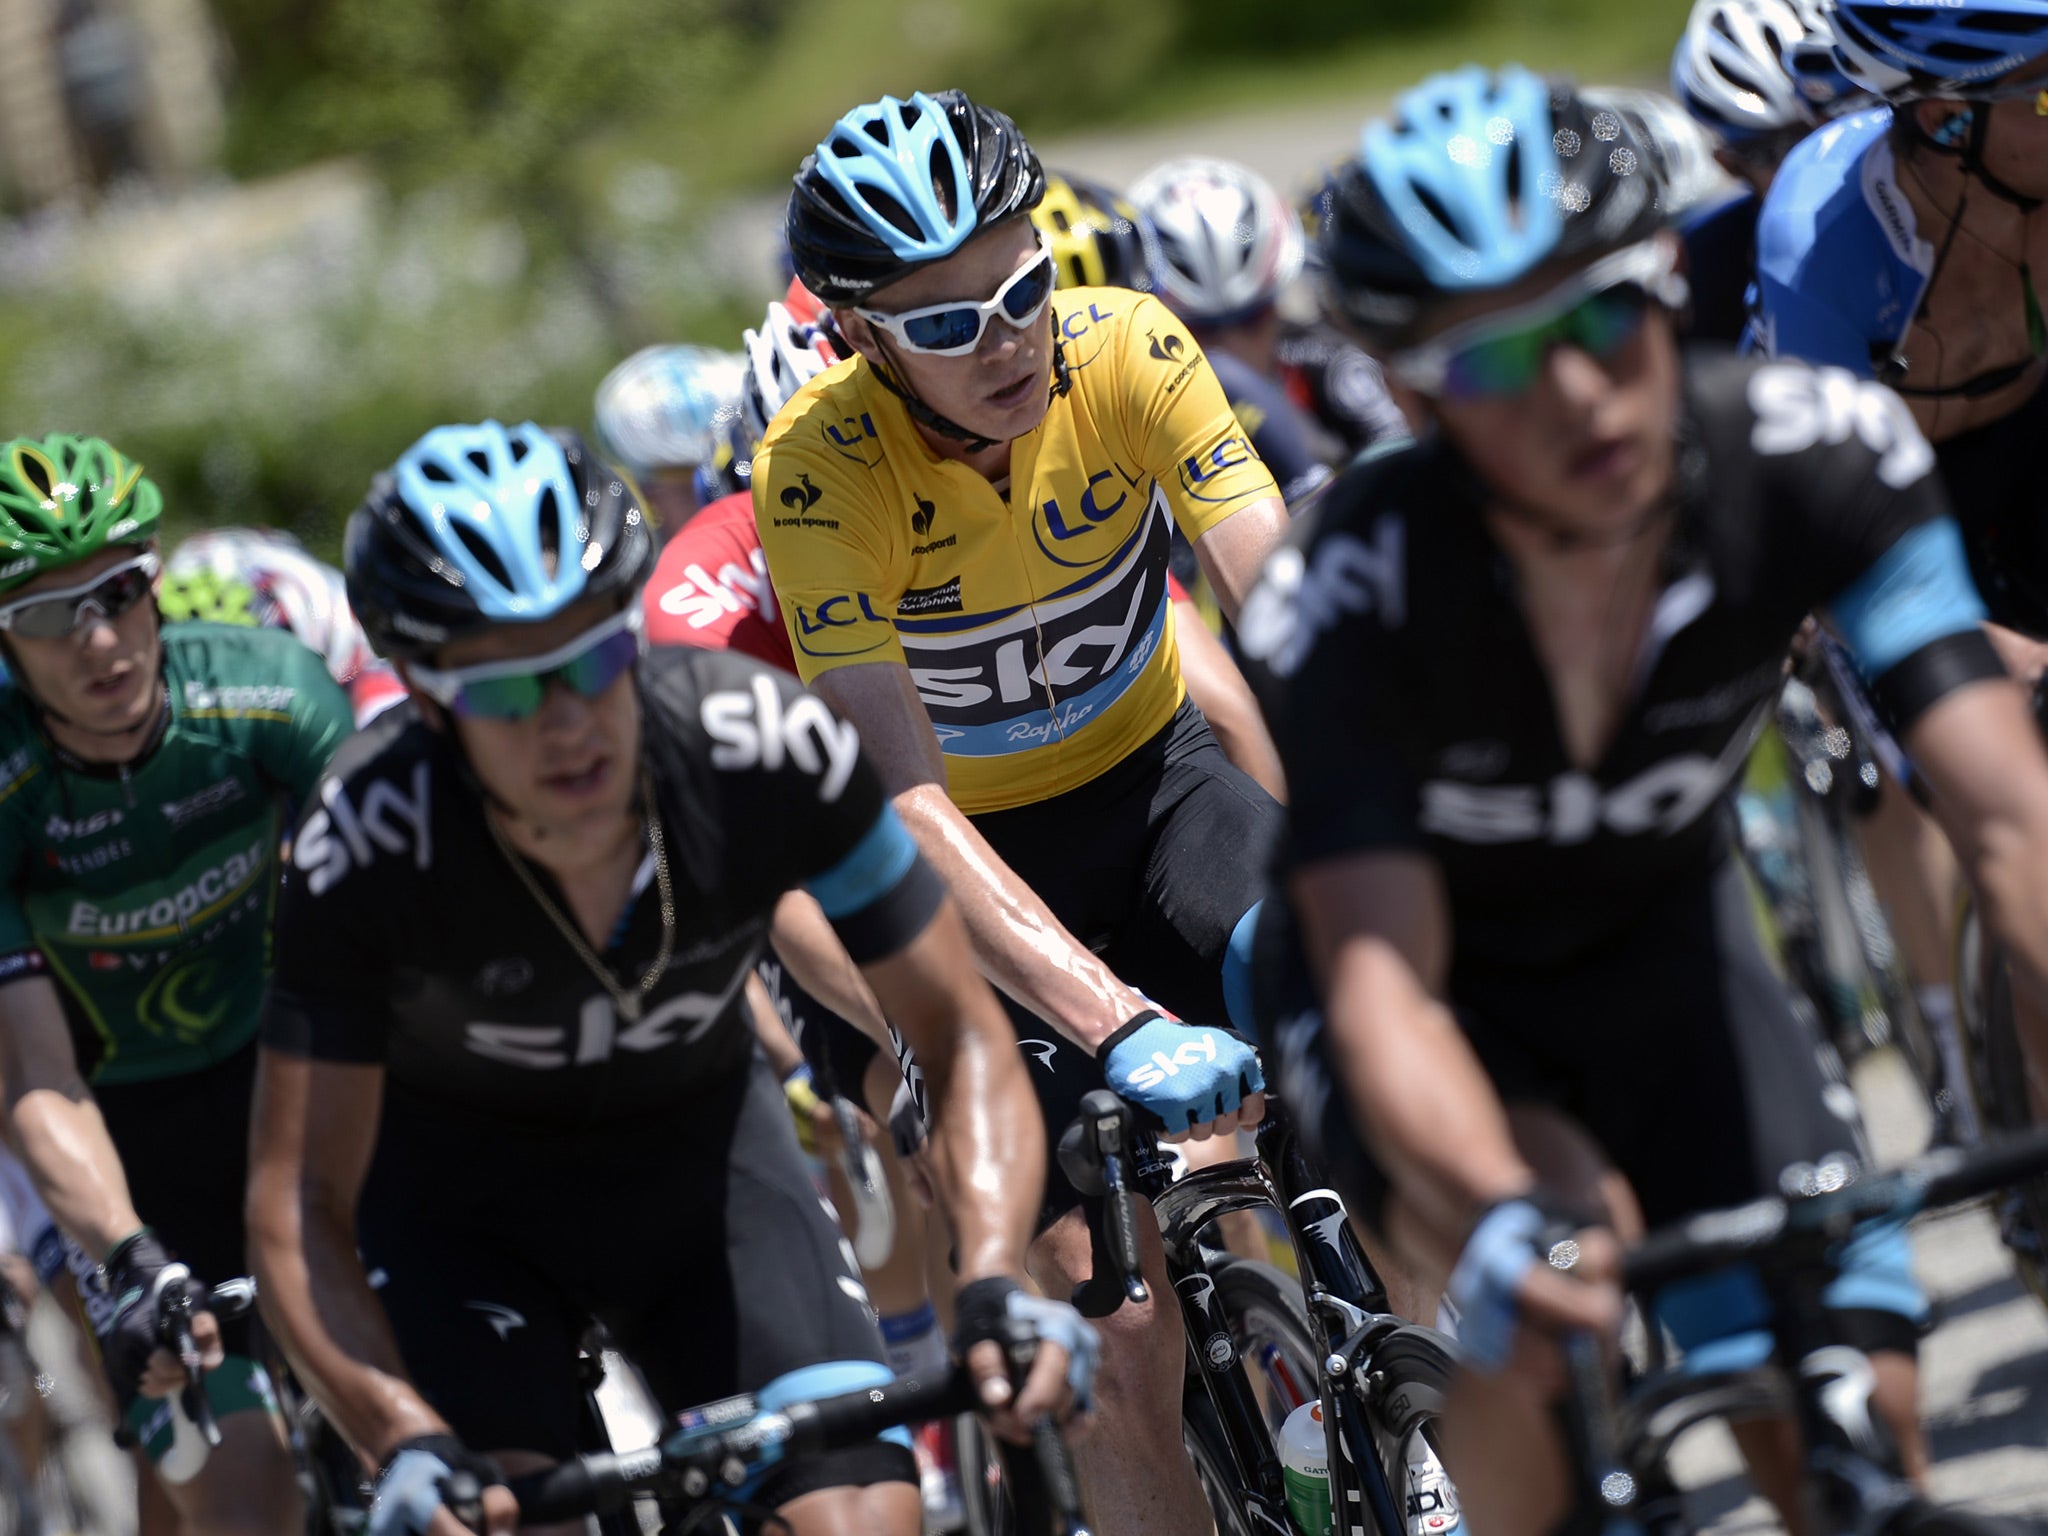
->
[[1750, 106, 1931, 373]]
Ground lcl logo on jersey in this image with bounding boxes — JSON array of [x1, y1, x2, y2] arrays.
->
[[1032, 467, 1138, 566], [821, 412, 884, 468]]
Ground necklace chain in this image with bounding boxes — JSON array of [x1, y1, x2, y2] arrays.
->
[[484, 770, 676, 1021]]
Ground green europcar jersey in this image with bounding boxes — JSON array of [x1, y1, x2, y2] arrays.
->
[[0, 624, 353, 1084]]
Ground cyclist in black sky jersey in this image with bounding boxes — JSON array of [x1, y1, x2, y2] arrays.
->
[[1246, 65, 2048, 1536], [246, 421, 1093, 1536]]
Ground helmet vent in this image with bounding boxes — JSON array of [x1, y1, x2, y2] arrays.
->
[[508, 436, 531, 464], [536, 486, 564, 571], [1968, 10, 2048, 34], [927, 145, 959, 221], [418, 460, 455, 484], [860, 185, 921, 242], [451, 521, 512, 591], [465, 449, 493, 477], [18, 454, 51, 499]]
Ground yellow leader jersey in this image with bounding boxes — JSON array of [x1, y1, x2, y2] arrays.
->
[[754, 288, 1279, 814]]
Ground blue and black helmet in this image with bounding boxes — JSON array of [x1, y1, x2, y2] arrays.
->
[[1317, 66, 1667, 344], [786, 89, 1046, 307], [346, 421, 656, 659], [1826, 0, 2048, 99]]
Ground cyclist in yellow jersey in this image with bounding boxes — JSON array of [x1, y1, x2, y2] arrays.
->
[[758, 89, 1290, 1536]]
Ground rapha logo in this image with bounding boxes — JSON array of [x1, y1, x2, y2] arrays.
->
[[911, 494, 937, 539], [1018, 1038, 1060, 1071], [463, 1301, 527, 1340], [779, 473, 822, 512], [1147, 330, 1186, 363]]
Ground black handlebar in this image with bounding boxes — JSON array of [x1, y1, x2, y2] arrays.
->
[[503, 1364, 1091, 1533], [1624, 1123, 2048, 1291]]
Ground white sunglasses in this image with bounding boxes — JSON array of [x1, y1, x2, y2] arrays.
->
[[855, 238, 1059, 357], [0, 551, 160, 638]]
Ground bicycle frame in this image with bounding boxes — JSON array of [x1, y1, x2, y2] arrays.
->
[[1137, 1108, 1427, 1536]]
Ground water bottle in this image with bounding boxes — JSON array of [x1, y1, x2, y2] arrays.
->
[[1280, 1399, 1331, 1536]]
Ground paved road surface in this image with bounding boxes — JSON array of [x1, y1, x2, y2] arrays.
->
[[1678, 1049, 2048, 1532]]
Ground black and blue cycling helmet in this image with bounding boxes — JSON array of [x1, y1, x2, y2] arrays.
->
[[786, 89, 1046, 307], [346, 422, 656, 660], [1319, 66, 1668, 345]]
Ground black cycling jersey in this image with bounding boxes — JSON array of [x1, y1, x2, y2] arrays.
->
[[1274, 320, 1411, 454], [1680, 191, 1762, 347], [1238, 350, 2001, 971], [1936, 374, 2048, 638], [262, 647, 944, 1125]]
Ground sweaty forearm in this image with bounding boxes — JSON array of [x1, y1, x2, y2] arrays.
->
[[251, 1193, 446, 1463], [769, 892, 892, 1047], [7, 1087, 141, 1260], [1326, 947, 1533, 1268], [862, 908, 1042, 1279], [893, 783, 1146, 1050]]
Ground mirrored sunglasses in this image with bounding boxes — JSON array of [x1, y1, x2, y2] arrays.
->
[[856, 242, 1058, 356], [0, 552, 161, 639], [1394, 242, 1685, 400], [408, 607, 643, 721]]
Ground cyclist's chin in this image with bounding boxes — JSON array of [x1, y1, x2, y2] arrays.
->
[[52, 661, 155, 734]]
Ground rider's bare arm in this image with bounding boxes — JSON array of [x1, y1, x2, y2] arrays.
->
[[1174, 598, 1286, 801], [0, 976, 143, 1258], [1902, 678, 2048, 1087], [1189, 496, 1288, 625], [1290, 852, 1534, 1269], [247, 1048, 448, 1462], [815, 663, 1151, 1052], [858, 899, 1042, 1284], [769, 891, 893, 1047]]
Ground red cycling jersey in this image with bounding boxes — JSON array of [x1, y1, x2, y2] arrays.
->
[[643, 491, 796, 670]]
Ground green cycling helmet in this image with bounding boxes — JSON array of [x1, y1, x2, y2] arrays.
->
[[0, 434, 163, 598]]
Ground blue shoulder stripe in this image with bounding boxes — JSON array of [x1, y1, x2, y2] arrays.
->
[[805, 803, 920, 919], [1826, 518, 1986, 677]]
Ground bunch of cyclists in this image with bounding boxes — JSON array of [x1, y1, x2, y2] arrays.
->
[[3, 1, 2048, 1531]]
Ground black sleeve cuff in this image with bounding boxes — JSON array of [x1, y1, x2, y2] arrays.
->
[[825, 853, 946, 965], [1872, 627, 2009, 732], [0, 949, 46, 987]]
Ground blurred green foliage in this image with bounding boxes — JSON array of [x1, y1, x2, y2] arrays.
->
[[0, 0, 1681, 558]]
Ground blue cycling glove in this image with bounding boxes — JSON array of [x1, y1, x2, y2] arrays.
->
[[1444, 1199, 1546, 1373], [369, 1435, 503, 1536], [1098, 1011, 1265, 1135], [953, 1276, 1102, 1410]]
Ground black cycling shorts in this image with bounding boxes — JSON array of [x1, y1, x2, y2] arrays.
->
[[971, 698, 1281, 1229], [357, 1056, 914, 1502], [1257, 857, 1924, 1355]]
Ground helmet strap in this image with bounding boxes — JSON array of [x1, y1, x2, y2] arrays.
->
[[865, 334, 998, 453]]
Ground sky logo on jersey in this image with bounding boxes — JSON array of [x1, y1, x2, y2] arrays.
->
[[656, 549, 773, 631], [902, 490, 1171, 758], [1748, 365, 1934, 490], [294, 762, 433, 897], [701, 673, 860, 802], [1239, 518, 1407, 679], [1417, 737, 1759, 847]]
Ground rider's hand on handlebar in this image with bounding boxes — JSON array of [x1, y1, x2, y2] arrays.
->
[[369, 1435, 516, 1536], [1446, 1196, 1621, 1384], [97, 1228, 220, 1402], [953, 1276, 1100, 1445], [1097, 1012, 1266, 1143]]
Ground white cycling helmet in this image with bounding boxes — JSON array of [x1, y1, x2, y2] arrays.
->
[[1127, 156, 1305, 327], [591, 344, 746, 478], [1672, 0, 1835, 138], [161, 527, 376, 685], [740, 301, 844, 448], [1593, 87, 1743, 215]]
